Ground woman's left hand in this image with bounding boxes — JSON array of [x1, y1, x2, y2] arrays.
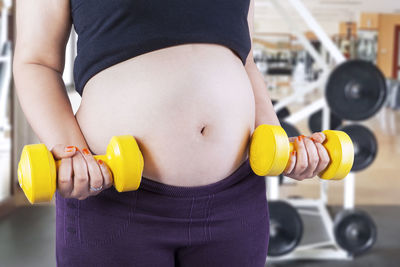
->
[[283, 132, 331, 181]]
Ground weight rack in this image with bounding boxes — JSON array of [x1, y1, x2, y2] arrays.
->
[[267, 175, 355, 261], [265, 0, 359, 261]]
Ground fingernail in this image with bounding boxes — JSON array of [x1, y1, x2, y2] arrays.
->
[[310, 137, 315, 142], [98, 159, 103, 165], [65, 146, 75, 152], [291, 151, 295, 156], [75, 146, 80, 151], [297, 136, 302, 141], [82, 148, 90, 155]]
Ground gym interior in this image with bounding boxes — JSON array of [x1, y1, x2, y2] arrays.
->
[[1, 0, 400, 266]]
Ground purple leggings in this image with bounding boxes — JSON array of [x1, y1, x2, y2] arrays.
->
[[55, 158, 269, 266]]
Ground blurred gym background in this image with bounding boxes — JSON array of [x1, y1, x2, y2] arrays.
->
[[0, 0, 399, 266]]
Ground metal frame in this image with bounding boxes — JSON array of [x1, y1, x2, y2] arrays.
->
[[0, 41, 12, 136], [267, 197, 352, 261], [266, 176, 354, 261], [0, 0, 13, 204], [0, 0, 12, 136], [266, 0, 355, 261], [0, 0, 11, 46]]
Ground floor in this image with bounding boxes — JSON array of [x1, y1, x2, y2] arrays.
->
[[0, 206, 55, 267], [267, 205, 400, 267], [0, 205, 399, 267]]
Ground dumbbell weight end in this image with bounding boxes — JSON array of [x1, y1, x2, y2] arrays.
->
[[318, 130, 354, 180], [18, 144, 57, 204], [249, 125, 291, 177]]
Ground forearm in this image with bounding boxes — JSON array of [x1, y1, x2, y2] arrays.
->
[[245, 63, 280, 128], [13, 62, 89, 151]]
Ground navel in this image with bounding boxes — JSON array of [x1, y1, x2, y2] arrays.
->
[[200, 125, 207, 135]]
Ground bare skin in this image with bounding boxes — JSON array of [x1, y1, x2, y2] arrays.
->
[[13, 0, 329, 200]]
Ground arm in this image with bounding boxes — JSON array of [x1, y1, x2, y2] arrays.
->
[[13, 0, 113, 201], [13, 0, 88, 151], [244, 0, 280, 128], [244, 0, 330, 180]]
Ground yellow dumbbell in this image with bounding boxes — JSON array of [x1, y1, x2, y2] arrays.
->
[[17, 135, 144, 204], [249, 124, 354, 180]]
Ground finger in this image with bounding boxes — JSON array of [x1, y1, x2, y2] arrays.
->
[[57, 157, 74, 198], [302, 137, 319, 178], [283, 151, 296, 175], [310, 132, 326, 143], [313, 143, 331, 176], [292, 136, 308, 175], [51, 144, 78, 160], [81, 148, 104, 196], [70, 151, 90, 200], [288, 136, 298, 143], [97, 159, 114, 189]]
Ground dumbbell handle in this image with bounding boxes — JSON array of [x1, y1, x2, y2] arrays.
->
[[17, 153, 112, 197], [285, 139, 348, 179], [287, 131, 353, 179], [286, 141, 319, 168], [55, 154, 109, 170]]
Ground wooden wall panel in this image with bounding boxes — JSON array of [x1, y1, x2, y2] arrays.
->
[[376, 14, 400, 78]]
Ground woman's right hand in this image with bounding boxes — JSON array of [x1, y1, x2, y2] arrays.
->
[[50, 145, 114, 200]]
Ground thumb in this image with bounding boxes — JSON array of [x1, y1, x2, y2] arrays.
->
[[50, 144, 77, 160]]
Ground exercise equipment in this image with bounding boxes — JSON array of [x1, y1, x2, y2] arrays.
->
[[308, 110, 342, 133], [334, 209, 377, 255], [17, 135, 144, 204], [338, 124, 377, 172], [268, 200, 303, 256], [266, 0, 378, 261], [272, 100, 290, 120], [326, 59, 387, 121], [387, 79, 400, 110], [280, 121, 300, 139], [267, 54, 293, 75], [249, 124, 354, 180]]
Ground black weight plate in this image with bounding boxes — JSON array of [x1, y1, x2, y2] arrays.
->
[[267, 201, 303, 256], [338, 124, 377, 171], [308, 110, 343, 133], [272, 100, 290, 120], [326, 59, 387, 121], [280, 121, 300, 138], [277, 108, 290, 120], [334, 209, 377, 255]]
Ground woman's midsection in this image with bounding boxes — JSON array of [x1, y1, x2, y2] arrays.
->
[[75, 44, 256, 186]]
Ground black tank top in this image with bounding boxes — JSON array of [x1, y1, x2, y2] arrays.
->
[[70, 0, 251, 96]]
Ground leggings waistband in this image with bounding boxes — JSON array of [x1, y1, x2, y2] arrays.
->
[[139, 158, 253, 197]]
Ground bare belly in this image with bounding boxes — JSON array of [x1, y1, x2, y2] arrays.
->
[[75, 44, 256, 186]]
